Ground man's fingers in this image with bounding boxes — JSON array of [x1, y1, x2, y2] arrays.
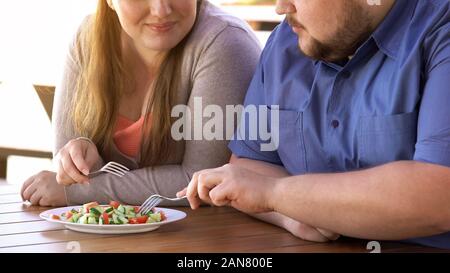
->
[[186, 172, 202, 209], [197, 170, 225, 205], [176, 187, 187, 198], [209, 182, 231, 207]]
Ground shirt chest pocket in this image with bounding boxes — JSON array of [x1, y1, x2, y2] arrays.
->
[[269, 108, 307, 174], [357, 111, 418, 168]]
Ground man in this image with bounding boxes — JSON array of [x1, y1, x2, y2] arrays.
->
[[178, 0, 450, 248]]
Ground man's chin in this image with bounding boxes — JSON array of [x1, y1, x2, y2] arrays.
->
[[297, 40, 322, 61], [297, 40, 343, 63]]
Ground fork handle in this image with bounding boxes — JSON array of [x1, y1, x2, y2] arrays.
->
[[87, 170, 102, 178]]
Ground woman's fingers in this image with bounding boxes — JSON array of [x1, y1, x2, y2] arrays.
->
[[22, 181, 38, 202], [58, 152, 88, 185], [70, 146, 90, 176], [29, 189, 42, 206], [56, 159, 72, 186], [55, 139, 97, 185], [21, 175, 36, 201]]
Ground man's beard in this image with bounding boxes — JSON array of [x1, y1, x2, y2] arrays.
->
[[288, 4, 373, 63]]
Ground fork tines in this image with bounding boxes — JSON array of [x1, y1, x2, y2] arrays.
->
[[102, 162, 130, 177], [139, 196, 163, 215]]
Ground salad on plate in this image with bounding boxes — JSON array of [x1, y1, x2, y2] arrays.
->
[[49, 201, 166, 225]]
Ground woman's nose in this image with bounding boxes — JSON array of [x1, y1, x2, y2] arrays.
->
[[150, 0, 173, 18]]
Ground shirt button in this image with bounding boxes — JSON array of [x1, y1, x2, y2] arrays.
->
[[341, 71, 351, 79], [331, 120, 340, 128]]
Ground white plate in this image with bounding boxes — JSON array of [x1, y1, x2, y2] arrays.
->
[[40, 206, 186, 234]]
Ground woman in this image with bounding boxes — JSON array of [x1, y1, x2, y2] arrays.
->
[[20, 0, 261, 206]]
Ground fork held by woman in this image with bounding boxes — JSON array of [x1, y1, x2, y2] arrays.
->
[[55, 137, 129, 185]]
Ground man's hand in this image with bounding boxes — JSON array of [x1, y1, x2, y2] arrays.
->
[[177, 164, 279, 214], [21, 171, 67, 207], [55, 138, 101, 185], [177, 163, 340, 242]]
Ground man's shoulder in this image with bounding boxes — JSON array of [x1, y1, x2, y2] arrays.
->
[[413, 0, 450, 68], [412, 0, 450, 28], [412, 0, 449, 36]]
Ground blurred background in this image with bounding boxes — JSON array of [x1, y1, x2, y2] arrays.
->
[[0, 0, 282, 185]]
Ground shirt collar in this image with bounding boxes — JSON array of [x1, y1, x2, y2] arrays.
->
[[371, 0, 419, 60]]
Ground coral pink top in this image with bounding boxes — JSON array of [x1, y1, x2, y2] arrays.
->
[[113, 115, 148, 158]]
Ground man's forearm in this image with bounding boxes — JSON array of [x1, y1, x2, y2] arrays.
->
[[272, 161, 450, 240], [229, 155, 290, 227], [229, 155, 289, 178]]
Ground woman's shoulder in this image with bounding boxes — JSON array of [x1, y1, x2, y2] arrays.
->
[[187, 1, 261, 51]]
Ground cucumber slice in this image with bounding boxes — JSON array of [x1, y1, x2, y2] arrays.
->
[[126, 212, 136, 218], [105, 207, 114, 214], [112, 214, 120, 224], [90, 207, 102, 216], [117, 205, 126, 214], [115, 208, 125, 216], [150, 213, 161, 222], [78, 215, 88, 224], [124, 206, 132, 215], [72, 214, 80, 223], [118, 215, 129, 224], [87, 216, 97, 225], [99, 217, 103, 225]]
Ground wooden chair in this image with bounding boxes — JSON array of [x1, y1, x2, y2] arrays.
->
[[33, 85, 55, 121], [0, 85, 55, 179]]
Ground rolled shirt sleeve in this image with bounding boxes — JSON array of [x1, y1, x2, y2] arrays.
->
[[228, 33, 283, 165], [414, 25, 450, 167]]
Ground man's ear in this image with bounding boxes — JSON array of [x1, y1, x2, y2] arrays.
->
[[106, 0, 115, 10]]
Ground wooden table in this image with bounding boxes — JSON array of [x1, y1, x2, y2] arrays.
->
[[0, 180, 447, 253]]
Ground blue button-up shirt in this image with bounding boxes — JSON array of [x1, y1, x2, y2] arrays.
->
[[229, 0, 450, 249]]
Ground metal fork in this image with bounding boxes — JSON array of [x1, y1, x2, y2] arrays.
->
[[138, 194, 187, 215], [88, 161, 130, 178]]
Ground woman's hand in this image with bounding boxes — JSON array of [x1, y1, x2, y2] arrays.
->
[[55, 138, 101, 185], [20, 171, 67, 207]]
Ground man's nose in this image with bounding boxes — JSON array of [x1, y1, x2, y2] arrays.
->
[[150, 0, 173, 18], [275, 0, 296, 15]]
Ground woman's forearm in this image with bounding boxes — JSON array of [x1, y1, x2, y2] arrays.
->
[[64, 164, 191, 206]]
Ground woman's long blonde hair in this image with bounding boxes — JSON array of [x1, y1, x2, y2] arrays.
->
[[72, 0, 202, 166]]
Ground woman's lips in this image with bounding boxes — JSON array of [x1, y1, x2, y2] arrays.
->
[[145, 22, 176, 33]]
